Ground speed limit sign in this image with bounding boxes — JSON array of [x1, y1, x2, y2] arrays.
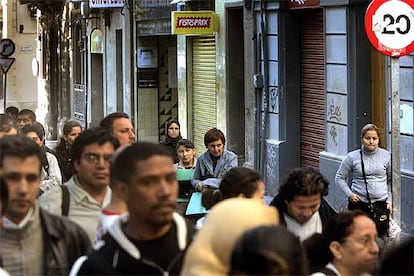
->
[[365, 0, 414, 57]]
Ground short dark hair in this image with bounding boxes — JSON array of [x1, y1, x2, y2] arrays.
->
[[71, 127, 120, 162], [220, 167, 263, 199], [322, 210, 369, 262], [0, 177, 9, 211], [17, 109, 36, 122], [176, 139, 195, 150], [0, 114, 17, 133], [111, 142, 173, 184], [0, 135, 42, 171], [278, 167, 329, 203], [204, 128, 225, 147], [230, 225, 308, 275], [201, 189, 221, 210], [379, 237, 414, 275], [20, 123, 44, 140], [303, 233, 330, 273], [99, 112, 130, 133], [5, 106, 19, 118]]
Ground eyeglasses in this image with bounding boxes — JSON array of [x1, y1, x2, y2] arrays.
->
[[168, 127, 179, 130], [82, 153, 113, 164], [2, 172, 40, 183]]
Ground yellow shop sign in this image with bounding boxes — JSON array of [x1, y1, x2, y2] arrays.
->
[[171, 11, 219, 35]]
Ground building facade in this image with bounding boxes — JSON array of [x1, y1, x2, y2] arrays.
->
[[70, 4, 133, 128], [242, 0, 413, 232], [1, 1, 38, 115], [172, 0, 413, 233]]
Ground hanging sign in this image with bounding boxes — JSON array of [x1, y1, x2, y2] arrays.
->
[[365, 0, 414, 57], [89, 0, 124, 9], [171, 11, 218, 35]]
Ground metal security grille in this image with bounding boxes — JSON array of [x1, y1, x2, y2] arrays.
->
[[192, 35, 217, 155], [300, 9, 325, 168]]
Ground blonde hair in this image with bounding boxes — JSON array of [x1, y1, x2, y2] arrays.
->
[[360, 123, 380, 139], [360, 123, 381, 147]]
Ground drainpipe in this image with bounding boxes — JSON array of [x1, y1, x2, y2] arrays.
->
[[258, 0, 269, 176], [130, 0, 134, 118], [252, 0, 262, 171], [80, 14, 88, 127]]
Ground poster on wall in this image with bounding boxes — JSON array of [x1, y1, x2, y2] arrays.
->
[[138, 68, 158, 88], [137, 47, 158, 68], [73, 84, 87, 129]]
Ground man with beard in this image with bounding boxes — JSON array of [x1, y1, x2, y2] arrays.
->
[[99, 112, 136, 146], [38, 127, 119, 243], [0, 136, 90, 275], [73, 142, 194, 275]]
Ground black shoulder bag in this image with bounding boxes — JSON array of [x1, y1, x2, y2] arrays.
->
[[360, 150, 389, 237]]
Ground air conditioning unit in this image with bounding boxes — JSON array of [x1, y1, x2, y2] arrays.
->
[[16, 3, 37, 34]]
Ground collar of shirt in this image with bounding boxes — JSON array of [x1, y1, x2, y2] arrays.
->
[[176, 158, 197, 169], [68, 175, 112, 207], [2, 205, 36, 229], [283, 211, 322, 242]]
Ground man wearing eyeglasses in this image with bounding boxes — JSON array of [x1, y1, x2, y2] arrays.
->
[[0, 135, 90, 275], [39, 127, 120, 243]]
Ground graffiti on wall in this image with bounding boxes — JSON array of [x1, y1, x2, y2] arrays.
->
[[269, 87, 278, 113], [329, 124, 338, 146], [328, 100, 342, 122], [265, 143, 279, 196]]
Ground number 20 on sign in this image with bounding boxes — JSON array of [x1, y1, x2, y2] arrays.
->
[[365, 0, 414, 57]]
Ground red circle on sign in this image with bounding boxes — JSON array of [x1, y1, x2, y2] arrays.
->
[[365, 0, 414, 57]]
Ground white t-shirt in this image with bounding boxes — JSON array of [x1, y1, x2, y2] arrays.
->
[[284, 211, 322, 242], [0, 267, 10, 276], [95, 210, 123, 243]]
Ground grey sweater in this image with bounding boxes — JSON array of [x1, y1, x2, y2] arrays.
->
[[0, 206, 44, 276], [335, 146, 391, 204]]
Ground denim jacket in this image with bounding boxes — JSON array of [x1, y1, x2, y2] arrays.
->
[[191, 149, 238, 189]]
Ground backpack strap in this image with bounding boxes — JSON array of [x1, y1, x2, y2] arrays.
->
[[41, 150, 50, 176], [61, 185, 70, 217]]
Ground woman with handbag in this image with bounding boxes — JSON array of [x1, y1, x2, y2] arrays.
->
[[335, 123, 392, 237]]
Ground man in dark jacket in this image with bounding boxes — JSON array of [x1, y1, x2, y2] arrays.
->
[[74, 142, 194, 275], [0, 135, 91, 275], [270, 167, 337, 242]]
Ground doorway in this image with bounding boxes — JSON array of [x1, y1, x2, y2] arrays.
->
[[299, 9, 325, 168], [90, 53, 103, 127], [226, 6, 246, 161]]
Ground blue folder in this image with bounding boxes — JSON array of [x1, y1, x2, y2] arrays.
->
[[185, 192, 207, 215]]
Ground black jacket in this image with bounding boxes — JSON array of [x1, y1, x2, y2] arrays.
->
[[76, 213, 194, 275], [270, 194, 337, 226], [55, 141, 75, 182], [40, 208, 91, 275]]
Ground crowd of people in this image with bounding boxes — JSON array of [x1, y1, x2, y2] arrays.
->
[[0, 107, 412, 275]]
